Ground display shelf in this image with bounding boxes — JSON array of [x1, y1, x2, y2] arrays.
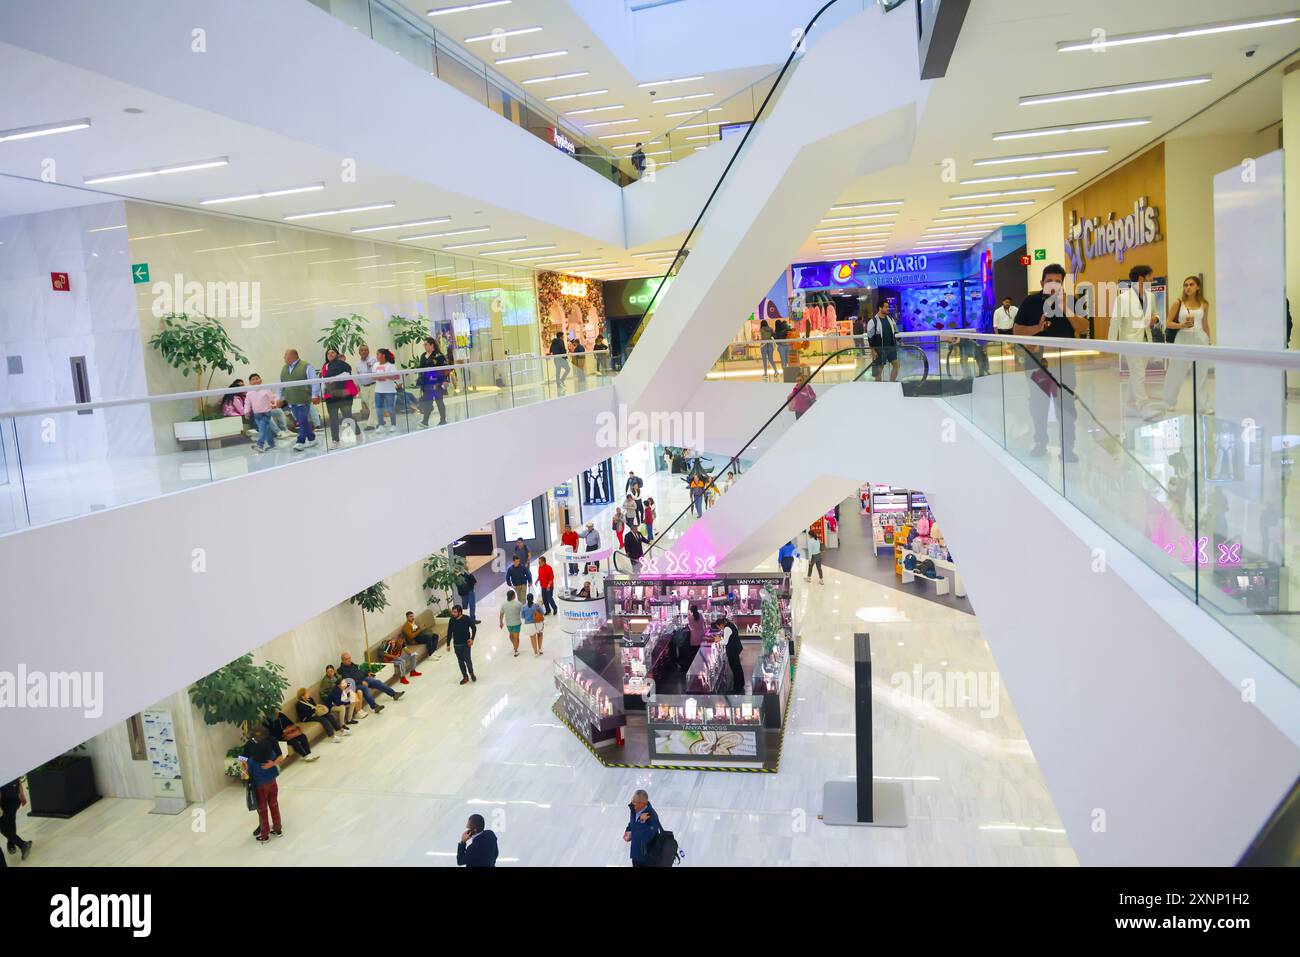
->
[[685, 640, 726, 693], [647, 693, 767, 766], [554, 657, 625, 746]]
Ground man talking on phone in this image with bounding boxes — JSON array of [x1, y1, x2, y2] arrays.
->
[[1013, 263, 1088, 463]]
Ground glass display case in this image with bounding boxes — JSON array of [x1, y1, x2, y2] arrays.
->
[[685, 640, 726, 693], [751, 639, 791, 729], [554, 656, 625, 747], [646, 694, 766, 766], [620, 630, 670, 698]]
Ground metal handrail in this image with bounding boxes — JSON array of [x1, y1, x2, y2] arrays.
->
[[0, 350, 612, 419], [612, 341, 929, 569]]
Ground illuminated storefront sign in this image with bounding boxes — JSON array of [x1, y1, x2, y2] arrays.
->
[[550, 127, 577, 155], [1065, 197, 1160, 274], [793, 253, 961, 290], [559, 278, 588, 296]]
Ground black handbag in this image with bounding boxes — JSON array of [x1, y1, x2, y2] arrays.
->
[[245, 780, 257, 812], [647, 829, 680, 867]]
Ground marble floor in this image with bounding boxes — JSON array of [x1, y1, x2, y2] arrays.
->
[[8, 464, 1075, 866]]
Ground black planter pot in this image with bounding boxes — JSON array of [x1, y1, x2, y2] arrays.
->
[[27, 755, 101, 819]]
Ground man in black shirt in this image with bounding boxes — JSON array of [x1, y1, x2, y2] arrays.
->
[[0, 778, 31, 863], [447, 604, 479, 684], [717, 614, 744, 694], [1014, 263, 1087, 461]]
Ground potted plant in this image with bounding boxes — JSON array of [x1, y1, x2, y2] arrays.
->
[[318, 314, 369, 358], [189, 654, 290, 766], [26, 745, 100, 818], [759, 586, 784, 658], [147, 312, 250, 443], [349, 582, 390, 661], [422, 551, 467, 640], [223, 746, 246, 780], [389, 314, 429, 368]]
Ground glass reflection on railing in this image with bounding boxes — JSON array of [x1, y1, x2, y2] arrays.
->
[[0, 351, 612, 536], [931, 331, 1300, 684]]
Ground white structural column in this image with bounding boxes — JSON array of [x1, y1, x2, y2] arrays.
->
[[665, 382, 1300, 866], [614, 3, 929, 414]]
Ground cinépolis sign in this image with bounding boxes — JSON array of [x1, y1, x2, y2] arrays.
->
[[1065, 196, 1161, 275]]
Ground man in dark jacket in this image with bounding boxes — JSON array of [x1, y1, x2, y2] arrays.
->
[[447, 604, 479, 684], [457, 813, 499, 867], [549, 333, 570, 392], [338, 651, 403, 714], [455, 571, 478, 624], [623, 525, 645, 570], [623, 789, 663, 867], [505, 555, 532, 590]]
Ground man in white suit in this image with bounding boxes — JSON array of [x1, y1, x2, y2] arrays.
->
[[1110, 264, 1159, 410]]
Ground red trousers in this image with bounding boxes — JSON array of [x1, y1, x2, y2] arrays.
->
[[256, 781, 281, 839]]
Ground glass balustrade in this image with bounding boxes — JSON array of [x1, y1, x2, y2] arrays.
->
[[0, 352, 612, 537]]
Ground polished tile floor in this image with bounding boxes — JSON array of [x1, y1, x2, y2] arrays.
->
[[9, 467, 1074, 866]]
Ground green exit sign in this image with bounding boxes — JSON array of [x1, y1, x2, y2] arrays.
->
[[131, 263, 150, 284], [1033, 248, 1047, 261]]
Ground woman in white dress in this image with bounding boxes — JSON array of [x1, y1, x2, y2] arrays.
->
[[1161, 275, 1212, 414]]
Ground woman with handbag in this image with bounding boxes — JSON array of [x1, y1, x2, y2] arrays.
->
[[320, 348, 355, 444], [1160, 275, 1213, 415], [417, 337, 449, 427], [520, 592, 546, 657], [263, 710, 319, 762], [295, 687, 348, 742]]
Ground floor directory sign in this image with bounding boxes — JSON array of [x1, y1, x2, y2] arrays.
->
[[143, 709, 186, 815]]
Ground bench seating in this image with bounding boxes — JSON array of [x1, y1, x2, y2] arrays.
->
[[275, 610, 449, 765]]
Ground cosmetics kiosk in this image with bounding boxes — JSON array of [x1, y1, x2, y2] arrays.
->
[[552, 574, 795, 769]]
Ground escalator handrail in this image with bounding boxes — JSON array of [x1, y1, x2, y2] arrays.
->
[[623, 0, 848, 341], [613, 341, 928, 568]]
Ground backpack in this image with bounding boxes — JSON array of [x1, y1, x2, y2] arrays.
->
[[648, 829, 680, 867]]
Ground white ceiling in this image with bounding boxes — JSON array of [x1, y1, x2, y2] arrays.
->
[[1, 0, 1299, 284], [790, 0, 1300, 264]]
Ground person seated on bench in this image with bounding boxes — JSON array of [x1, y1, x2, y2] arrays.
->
[[323, 677, 360, 726], [262, 711, 318, 762], [339, 651, 404, 714], [402, 610, 438, 656], [382, 635, 422, 684], [320, 665, 366, 722], [295, 687, 348, 741]]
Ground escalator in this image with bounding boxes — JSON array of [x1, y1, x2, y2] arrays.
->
[[619, 331, 1300, 866]]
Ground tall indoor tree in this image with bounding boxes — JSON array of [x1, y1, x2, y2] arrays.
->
[[147, 313, 249, 415]]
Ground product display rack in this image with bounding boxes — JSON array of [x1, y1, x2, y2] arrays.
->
[[751, 638, 791, 729], [646, 694, 767, 767], [554, 657, 626, 748]]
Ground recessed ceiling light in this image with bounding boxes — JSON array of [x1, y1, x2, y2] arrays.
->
[[521, 71, 591, 85], [932, 214, 1015, 224], [443, 236, 527, 250], [84, 156, 228, 185], [973, 148, 1108, 167], [941, 200, 1036, 212], [637, 75, 704, 88], [496, 50, 567, 65], [1020, 74, 1211, 107], [0, 117, 91, 143], [566, 104, 625, 116], [351, 217, 451, 234], [598, 130, 651, 140], [820, 213, 898, 223], [464, 26, 541, 42], [400, 226, 492, 241], [583, 118, 641, 129], [284, 202, 396, 221], [831, 200, 904, 210], [509, 251, 580, 262], [544, 88, 609, 102], [950, 187, 1056, 200], [200, 183, 326, 205], [427, 1, 511, 16], [994, 118, 1150, 141], [655, 92, 714, 104], [481, 244, 557, 256], [1057, 12, 1300, 52], [665, 107, 724, 118], [960, 169, 1077, 185]]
